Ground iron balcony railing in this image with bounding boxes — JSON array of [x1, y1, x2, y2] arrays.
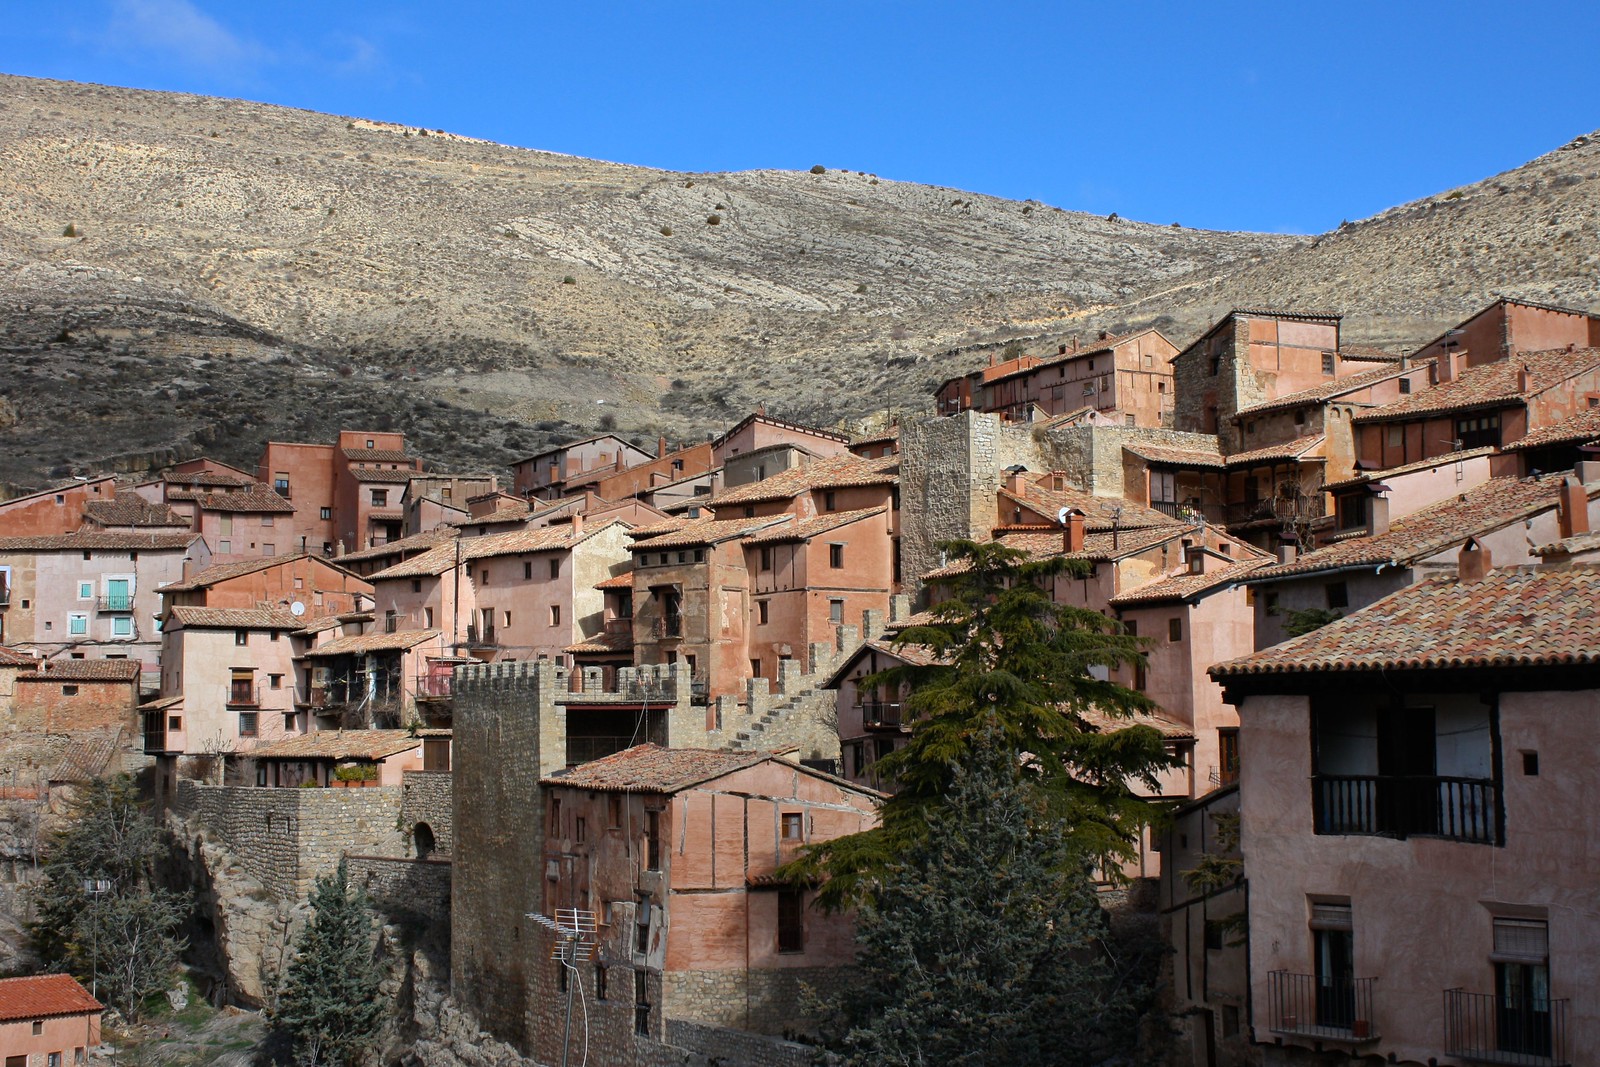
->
[[1445, 988, 1569, 1066], [226, 682, 263, 708], [97, 593, 135, 612], [415, 673, 456, 700], [465, 624, 498, 647], [651, 617, 683, 638], [1266, 970, 1378, 1041], [1313, 774, 1501, 845], [859, 701, 907, 729]]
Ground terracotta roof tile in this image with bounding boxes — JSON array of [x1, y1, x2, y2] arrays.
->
[[999, 477, 1180, 531], [919, 524, 1192, 580], [849, 426, 900, 448], [1109, 557, 1273, 606], [1213, 565, 1600, 676], [159, 553, 358, 593], [350, 468, 418, 484], [304, 629, 441, 657], [0, 974, 102, 1022], [335, 526, 458, 564], [19, 659, 142, 682], [167, 482, 297, 513], [1338, 345, 1403, 363], [368, 522, 618, 579], [342, 447, 414, 462], [1502, 407, 1600, 452], [565, 629, 635, 654], [709, 414, 848, 452], [821, 637, 950, 690], [167, 606, 303, 630], [594, 572, 634, 589], [1226, 435, 1326, 467], [0, 646, 40, 667], [1534, 529, 1600, 557], [249, 728, 420, 761], [1122, 442, 1226, 469], [1232, 364, 1426, 420], [708, 454, 898, 507], [81, 492, 189, 528], [742, 507, 888, 545], [541, 744, 770, 792], [627, 516, 694, 539], [1079, 706, 1194, 739], [631, 515, 788, 551], [0, 532, 198, 552], [1245, 474, 1576, 581], [165, 469, 254, 488], [1321, 447, 1496, 492], [49, 732, 123, 783], [1354, 347, 1600, 423]]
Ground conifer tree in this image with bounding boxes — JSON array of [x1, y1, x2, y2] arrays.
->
[[274, 861, 386, 1067]]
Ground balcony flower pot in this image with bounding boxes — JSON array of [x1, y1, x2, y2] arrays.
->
[[1351, 1019, 1370, 1039]]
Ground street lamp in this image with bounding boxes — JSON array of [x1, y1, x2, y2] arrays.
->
[[81, 879, 112, 1000]]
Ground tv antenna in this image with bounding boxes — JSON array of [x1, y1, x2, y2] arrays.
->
[[528, 908, 597, 1067]]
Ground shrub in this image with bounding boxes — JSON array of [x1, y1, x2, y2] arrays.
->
[[810, 164, 826, 174], [562, 275, 576, 285], [62, 223, 78, 238], [706, 214, 722, 225], [660, 226, 673, 236], [855, 283, 868, 294]]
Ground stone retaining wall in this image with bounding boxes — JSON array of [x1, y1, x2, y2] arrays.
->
[[402, 770, 453, 857], [347, 855, 452, 924]]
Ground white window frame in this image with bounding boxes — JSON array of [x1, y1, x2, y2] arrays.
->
[[68, 612, 89, 636], [77, 580, 94, 600], [111, 615, 133, 638]]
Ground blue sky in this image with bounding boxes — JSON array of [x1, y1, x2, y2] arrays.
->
[[4, 0, 1598, 234]]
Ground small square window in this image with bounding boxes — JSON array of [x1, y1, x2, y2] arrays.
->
[[412, 579, 422, 593], [550, 605, 561, 626], [829, 544, 844, 569], [1168, 618, 1182, 642], [111, 616, 132, 637], [68, 613, 88, 636], [261, 515, 274, 527], [238, 712, 258, 738], [829, 599, 844, 624], [77, 581, 93, 600], [781, 812, 804, 841], [320, 507, 332, 520], [1522, 751, 1539, 776], [824, 491, 836, 512], [235, 630, 249, 645], [62, 685, 79, 696], [1399, 378, 1412, 395], [269, 673, 283, 689], [371, 490, 387, 507], [1321, 353, 1335, 375], [1325, 581, 1349, 609]]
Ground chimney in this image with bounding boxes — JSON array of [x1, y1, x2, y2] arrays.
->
[[570, 512, 583, 537], [758, 402, 767, 417], [1457, 536, 1491, 582], [1275, 536, 1298, 565], [1058, 344, 1067, 355], [1368, 493, 1391, 537], [614, 451, 625, 472], [1063, 509, 1087, 553], [1577, 458, 1600, 485], [1516, 364, 1532, 393], [658, 435, 667, 458], [1099, 329, 1109, 341], [1558, 475, 1590, 539], [1005, 468, 1028, 495]]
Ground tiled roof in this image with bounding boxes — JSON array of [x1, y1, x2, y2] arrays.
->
[[304, 628, 440, 657], [919, 524, 1192, 580], [631, 515, 788, 551], [335, 526, 458, 564], [1244, 474, 1574, 581], [709, 413, 849, 452], [19, 659, 142, 682], [0, 531, 197, 552], [565, 629, 634, 654], [1502, 407, 1600, 452], [167, 482, 296, 513], [1213, 565, 1600, 677], [1232, 363, 1427, 420], [595, 572, 634, 589], [1321, 447, 1496, 492], [1122, 442, 1226, 469], [167, 606, 303, 630], [1000, 477, 1181, 531], [1534, 529, 1600, 558], [139, 694, 184, 711], [516, 433, 645, 466], [742, 507, 888, 545], [1034, 406, 1102, 430], [0, 974, 102, 1022], [821, 637, 949, 689], [295, 611, 372, 636], [350, 468, 418, 484], [1354, 347, 1600, 423], [460, 503, 538, 525], [248, 728, 420, 761], [82, 492, 189, 528], [1079, 706, 1193, 739], [166, 469, 254, 488], [627, 516, 694, 539], [367, 522, 616, 580], [707, 454, 898, 507], [849, 426, 900, 448], [0, 646, 40, 667], [159, 553, 354, 592], [1338, 344, 1403, 363], [1225, 435, 1326, 467], [1109, 557, 1272, 606], [542, 745, 770, 793], [982, 330, 1158, 386], [48, 732, 122, 783], [342, 447, 414, 462]]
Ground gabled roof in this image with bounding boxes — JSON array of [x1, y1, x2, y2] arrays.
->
[[1122, 442, 1226, 469], [158, 553, 365, 593], [349, 468, 417, 484], [1225, 435, 1326, 468], [1407, 297, 1600, 360], [167, 606, 303, 630], [1179, 308, 1342, 356], [820, 637, 950, 690], [1243, 474, 1578, 582], [565, 629, 634, 654], [849, 426, 900, 449], [81, 492, 189, 528], [710, 413, 849, 452], [1321, 447, 1496, 493], [999, 477, 1180, 531], [1079, 706, 1193, 739], [367, 522, 619, 579], [1338, 345, 1403, 363], [342, 447, 414, 463], [980, 329, 1173, 386], [516, 433, 652, 467], [0, 646, 40, 667], [0, 531, 199, 552], [920, 524, 1193, 581], [167, 482, 296, 513], [19, 659, 142, 682], [304, 629, 440, 657], [1501, 407, 1600, 453], [249, 728, 420, 761], [1353, 347, 1600, 423], [741, 507, 888, 545], [1109, 557, 1272, 607], [594, 571, 634, 590], [334, 526, 459, 565], [631, 515, 788, 551], [1231, 362, 1430, 420], [543, 743, 884, 798], [0, 974, 102, 1022], [707, 454, 898, 507], [1212, 565, 1600, 678]]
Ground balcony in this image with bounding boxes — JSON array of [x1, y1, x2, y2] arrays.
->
[[651, 617, 683, 639], [1313, 774, 1500, 845], [97, 593, 135, 612], [464, 624, 498, 648], [859, 701, 907, 730], [415, 672, 456, 701], [1266, 970, 1379, 1042], [1445, 988, 1570, 1066], [226, 682, 262, 707]]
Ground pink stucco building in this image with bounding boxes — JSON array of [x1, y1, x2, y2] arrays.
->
[[0, 973, 102, 1067]]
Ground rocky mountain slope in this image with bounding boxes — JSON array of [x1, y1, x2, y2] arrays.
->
[[1, 74, 1597, 490]]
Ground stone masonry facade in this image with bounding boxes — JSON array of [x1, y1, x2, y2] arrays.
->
[[402, 769, 453, 857], [663, 965, 846, 1034]]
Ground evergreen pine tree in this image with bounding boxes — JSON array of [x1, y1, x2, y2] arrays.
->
[[274, 861, 387, 1067], [819, 740, 1135, 1066]]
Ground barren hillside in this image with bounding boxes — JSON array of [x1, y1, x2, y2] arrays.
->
[[0, 74, 1596, 490]]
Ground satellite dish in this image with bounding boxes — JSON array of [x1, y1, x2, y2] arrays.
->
[[1057, 506, 1070, 525], [290, 601, 306, 617]]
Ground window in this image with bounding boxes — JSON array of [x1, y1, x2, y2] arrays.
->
[[524, 561, 533, 580], [284, 713, 297, 731], [829, 598, 844, 624], [636, 897, 652, 952], [238, 712, 258, 738], [47, 1053, 61, 1067], [550, 558, 560, 579], [169, 715, 181, 731], [1309, 900, 1355, 1029], [261, 515, 274, 527], [370, 489, 387, 507], [1168, 617, 1183, 642], [750, 657, 762, 679], [105, 614, 130, 638], [575, 816, 586, 844], [645, 809, 661, 870], [68, 613, 88, 636], [235, 629, 249, 646], [550, 605, 561, 626], [481, 569, 489, 585], [634, 968, 651, 1036], [777, 889, 805, 953], [824, 490, 837, 512], [424, 607, 434, 627], [781, 812, 804, 841], [829, 543, 844, 569], [1398, 378, 1411, 395], [1456, 413, 1502, 450], [77, 581, 93, 600], [595, 963, 608, 1001], [61, 685, 78, 697], [1322, 353, 1336, 375], [31, 1022, 43, 1036], [274, 476, 290, 497], [608, 794, 622, 828], [1325, 581, 1349, 609], [693, 548, 704, 563], [218, 540, 230, 554], [1522, 751, 1539, 776], [1218, 728, 1240, 785], [549, 796, 562, 835], [385, 611, 399, 634], [759, 546, 772, 571], [757, 600, 769, 625], [320, 507, 332, 520], [1491, 918, 1551, 1059]]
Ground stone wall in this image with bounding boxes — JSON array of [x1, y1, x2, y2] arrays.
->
[[652, 1020, 816, 1067], [663, 965, 846, 1035], [172, 781, 407, 901], [347, 855, 451, 924], [402, 770, 453, 857], [1037, 424, 1225, 500]]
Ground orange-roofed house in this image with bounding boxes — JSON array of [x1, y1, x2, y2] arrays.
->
[[1206, 562, 1600, 1065], [709, 411, 850, 466], [1409, 297, 1600, 370], [0, 476, 119, 537], [947, 329, 1180, 427], [156, 553, 371, 620], [0, 973, 102, 1066], [512, 434, 655, 501]]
